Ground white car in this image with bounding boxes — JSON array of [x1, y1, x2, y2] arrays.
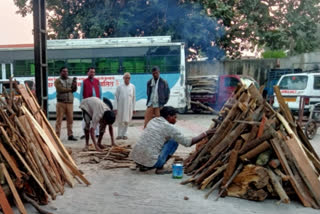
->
[[273, 73, 320, 113]]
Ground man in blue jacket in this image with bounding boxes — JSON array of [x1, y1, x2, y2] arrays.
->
[[144, 66, 170, 128]]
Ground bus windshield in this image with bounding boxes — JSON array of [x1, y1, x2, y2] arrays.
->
[[279, 75, 308, 90]]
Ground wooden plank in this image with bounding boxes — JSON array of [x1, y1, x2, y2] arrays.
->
[[1, 163, 27, 214], [285, 137, 320, 206], [270, 138, 314, 208], [0, 127, 50, 199], [21, 106, 75, 187], [0, 140, 22, 180], [60, 154, 91, 186], [273, 86, 295, 125], [24, 84, 77, 167], [257, 114, 266, 137], [18, 116, 64, 189], [0, 185, 14, 214]]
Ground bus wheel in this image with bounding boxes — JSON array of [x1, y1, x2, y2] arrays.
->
[[305, 119, 317, 140]]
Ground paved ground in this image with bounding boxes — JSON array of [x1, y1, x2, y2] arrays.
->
[[24, 113, 320, 214]]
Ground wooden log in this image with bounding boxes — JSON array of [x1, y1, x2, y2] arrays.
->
[[22, 193, 53, 214], [222, 140, 242, 186], [18, 115, 64, 190], [21, 106, 75, 187], [270, 138, 315, 208], [266, 168, 290, 204], [195, 161, 222, 185], [190, 101, 217, 113], [0, 139, 22, 181], [257, 114, 267, 137], [239, 129, 273, 155], [204, 177, 223, 199], [284, 137, 320, 207], [0, 185, 14, 214], [185, 119, 233, 173], [274, 169, 290, 181], [60, 154, 91, 186], [296, 124, 320, 161], [240, 141, 271, 162], [1, 163, 27, 214], [200, 164, 227, 190], [217, 163, 244, 200], [24, 84, 77, 167], [247, 84, 264, 106], [226, 164, 269, 201], [29, 143, 57, 199], [0, 127, 50, 199], [273, 86, 295, 127]]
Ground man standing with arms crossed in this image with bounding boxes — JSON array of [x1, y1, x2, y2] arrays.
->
[[54, 67, 78, 141], [80, 67, 102, 138], [144, 66, 170, 128]]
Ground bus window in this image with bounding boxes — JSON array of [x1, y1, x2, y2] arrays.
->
[[14, 60, 34, 77], [279, 76, 308, 90], [67, 59, 92, 75], [122, 57, 146, 74], [5, 64, 11, 78], [165, 56, 180, 73], [149, 56, 165, 72], [95, 58, 119, 75], [48, 60, 66, 75]]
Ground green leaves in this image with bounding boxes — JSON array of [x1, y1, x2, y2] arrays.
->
[[13, 0, 320, 59]]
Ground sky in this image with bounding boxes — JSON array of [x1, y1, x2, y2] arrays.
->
[[0, 1, 33, 45]]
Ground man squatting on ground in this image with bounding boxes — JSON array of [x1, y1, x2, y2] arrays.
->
[[144, 66, 170, 128], [80, 67, 102, 137], [114, 72, 136, 140], [80, 97, 116, 152], [54, 67, 78, 141], [130, 106, 215, 174]]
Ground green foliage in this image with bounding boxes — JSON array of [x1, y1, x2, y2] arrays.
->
[[14, 0, 320, 58], [262, 50, 286, 59]]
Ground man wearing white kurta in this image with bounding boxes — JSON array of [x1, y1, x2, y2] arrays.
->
[[114, 72, 136, 140]]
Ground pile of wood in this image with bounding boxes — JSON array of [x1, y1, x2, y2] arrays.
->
[[0, 82, 89, 214], [187, 75, 218, 94], [78, 144, 134, 170], [182, 84, 320, 209]]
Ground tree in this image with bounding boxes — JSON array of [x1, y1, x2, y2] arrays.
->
[[14, 0, 320, 59]]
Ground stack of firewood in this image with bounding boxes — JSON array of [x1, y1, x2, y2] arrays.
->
[[78, 144, 134, 169], [187, 75, 218, 94], [0, 82, 89, 214], [182, 84, 320, 209]]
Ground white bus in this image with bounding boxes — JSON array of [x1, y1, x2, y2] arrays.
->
[[0, 36, 188, 113]]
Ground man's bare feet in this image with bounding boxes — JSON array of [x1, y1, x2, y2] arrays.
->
[[94, 145, 103, 152], [98, 144, 107, 149], [82, 146, 89, 152]]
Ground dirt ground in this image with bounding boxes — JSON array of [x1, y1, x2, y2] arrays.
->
[[24, 114, 320, 214]]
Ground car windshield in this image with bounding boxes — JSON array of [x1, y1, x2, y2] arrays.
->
[[240, 77, 259, 89], [279, 75, 308, 90]]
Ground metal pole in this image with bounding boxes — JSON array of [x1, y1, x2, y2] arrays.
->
[[33, 0, 48, 115]]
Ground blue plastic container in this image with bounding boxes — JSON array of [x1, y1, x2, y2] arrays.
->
[[172, 163, 183, 179]]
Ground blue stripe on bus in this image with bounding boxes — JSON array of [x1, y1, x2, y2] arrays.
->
[[48, 73, 180, 101]]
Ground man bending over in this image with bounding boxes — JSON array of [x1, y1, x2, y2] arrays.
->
[[80, 97, 116, 151]]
